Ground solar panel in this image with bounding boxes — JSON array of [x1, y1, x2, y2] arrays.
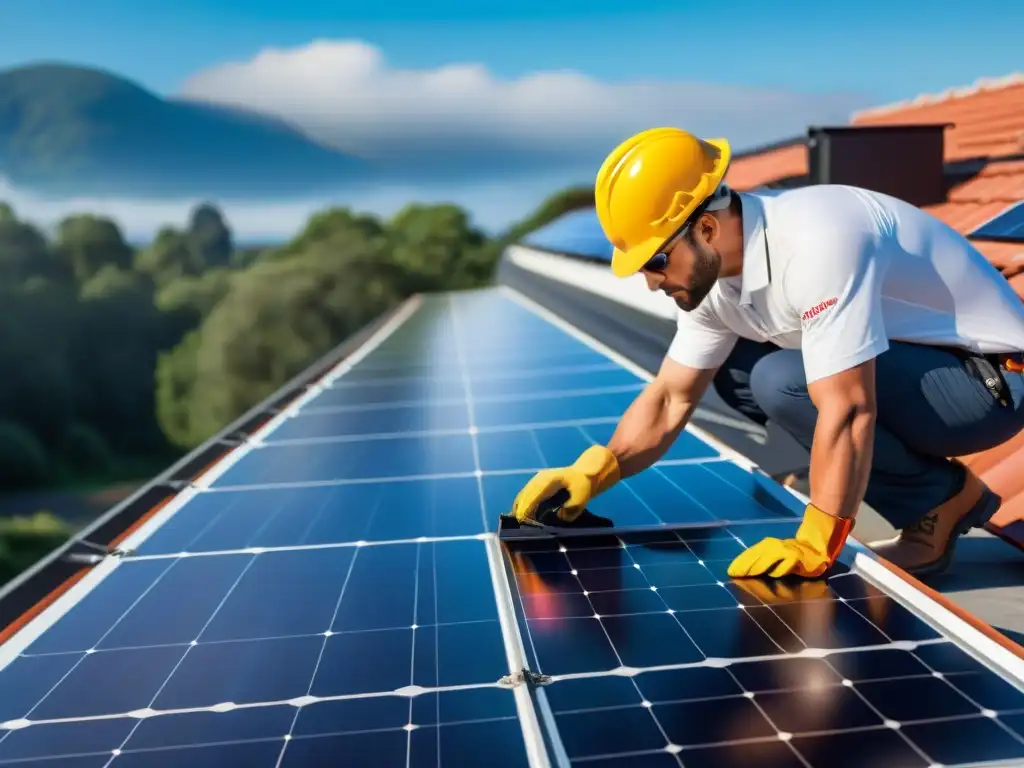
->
[[1, 286, 1023, 767], [522, 209, 613, 261], [971, 201, 1024, 242], [503, 522, 1024, 767]]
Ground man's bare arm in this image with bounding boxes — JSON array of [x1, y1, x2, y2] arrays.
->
[[806, 358, 877, 520], [606, 357, 718, 479]]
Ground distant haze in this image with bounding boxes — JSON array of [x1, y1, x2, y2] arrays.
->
[[0, 173, 577, 242], [0, 43, 872, 239]]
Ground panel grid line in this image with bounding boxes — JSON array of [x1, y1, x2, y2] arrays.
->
[[273, 536, 365, 767], [448, 293, 550, 768], [1, 681, 511, 731], [197, 457, 732, 494], [297, 383, 645, 414], [100, 554, 262, 767], [0, 556, 180, 749], [324, 362, 624, 388]]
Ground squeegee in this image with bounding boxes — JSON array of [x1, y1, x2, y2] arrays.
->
[[497, 488, 615, 540]]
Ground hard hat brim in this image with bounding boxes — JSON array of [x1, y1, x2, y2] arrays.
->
[[610, 238, 665, 278]]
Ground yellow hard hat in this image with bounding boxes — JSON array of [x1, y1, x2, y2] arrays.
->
[[595, 127, 731, 278]]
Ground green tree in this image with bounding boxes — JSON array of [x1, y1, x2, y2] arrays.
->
[[0, 285, 77, 450], [387, 203, 494, 292], [0, 209, 67, 283], [157, 244, 399, 448], [135, 226, 205, 288], [268, 207, 386, 262], [57, 422, 114, 477], [73, 266, 169, 453], [56, 214, 134, 284], [155, 268, 235, 319], [155, 329, 203, 450], [0, 421, 51, 490], [187, 203, 233, 269]]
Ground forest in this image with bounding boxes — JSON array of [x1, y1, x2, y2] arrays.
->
[[0, 186, 593, 583]]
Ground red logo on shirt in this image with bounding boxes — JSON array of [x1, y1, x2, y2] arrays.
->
[[801, 297, 837, 323]]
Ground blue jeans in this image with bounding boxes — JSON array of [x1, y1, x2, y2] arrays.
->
[[713, 338, 1024, 529]]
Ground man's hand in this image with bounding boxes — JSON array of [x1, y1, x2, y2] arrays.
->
[[512, 445, 620, 522], [727, 503, 854, 578], [730, 359, 874, 579], [511, 358, 716, 523]]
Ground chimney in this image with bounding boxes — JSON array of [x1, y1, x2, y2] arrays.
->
[[806, 124, 951, 207]]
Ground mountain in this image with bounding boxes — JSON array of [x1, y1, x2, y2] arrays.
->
[[0, 63, 369, 198]]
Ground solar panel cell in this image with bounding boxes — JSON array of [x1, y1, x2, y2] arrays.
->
[[17, 559, 172, 654], [136, 478, 488, 555], [472, 389, 642, 428], [269, 403, 472, 439], [306, 378, 469, 407], [211, 433, 478, 486], [0, 717, 136, 761]]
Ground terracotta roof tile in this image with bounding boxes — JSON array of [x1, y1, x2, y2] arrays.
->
[[725, 144, 807, 191], [831, 74, 1024, 552], [924, 159, 1024, 240], [851, 73, 1024, 162]]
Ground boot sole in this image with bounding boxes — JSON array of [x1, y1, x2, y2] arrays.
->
[[899, 488, 1002, 578]]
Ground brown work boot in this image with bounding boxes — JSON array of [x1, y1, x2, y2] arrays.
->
[[868, 459, 1001, 577]]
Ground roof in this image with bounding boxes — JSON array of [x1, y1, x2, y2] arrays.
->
[[852, 73, 1024, 161], [724, 73, 1024, 268], [726, 71, 1024, 200], [724, 142, 807, 190], [925, 158, 1024, 264]]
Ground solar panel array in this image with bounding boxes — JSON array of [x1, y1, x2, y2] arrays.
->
[[521, 209, 612, 262], [1, 287, 1023, 768], [972, 201, 1024, 242]]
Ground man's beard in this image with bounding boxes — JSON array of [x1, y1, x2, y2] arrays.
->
[[675, 243, 721, 311]]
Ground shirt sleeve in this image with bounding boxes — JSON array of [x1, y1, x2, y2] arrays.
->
[[783, 228, 890, 384], [665, 299, 738, 371]]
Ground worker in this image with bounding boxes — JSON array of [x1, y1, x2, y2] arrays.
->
[[510, 126, 1024, 580]]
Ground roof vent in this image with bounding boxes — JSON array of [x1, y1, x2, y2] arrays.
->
[[806, 124, 951, 207]]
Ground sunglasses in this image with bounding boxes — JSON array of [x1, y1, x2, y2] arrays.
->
[[641, 220, 691, 272], [641, 199, 711, 273], [642, 251, 670, 272]]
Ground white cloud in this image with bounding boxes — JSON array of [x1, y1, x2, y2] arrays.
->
[[4, 40, 875, 242], [178, 39, 871, 175]]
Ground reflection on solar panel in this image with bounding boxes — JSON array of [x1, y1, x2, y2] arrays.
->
[[522, 209, 612, 261], [971, 200, 1024, 242], [1, 286, 1023, 767], [504, 522, 1024, 767]]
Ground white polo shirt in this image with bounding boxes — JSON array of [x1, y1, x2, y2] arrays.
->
[[666, 185, 1024, 384]]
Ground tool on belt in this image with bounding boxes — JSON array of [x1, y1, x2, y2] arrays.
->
[[960, 351, 1024, 408]]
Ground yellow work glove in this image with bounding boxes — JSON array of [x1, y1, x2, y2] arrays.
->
[[727, 504, 854, 579], [511, 445, 620, 523]]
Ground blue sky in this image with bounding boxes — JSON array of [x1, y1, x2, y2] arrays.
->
[[2, 0, 1023, 239], [3, 0, 1022, 102]]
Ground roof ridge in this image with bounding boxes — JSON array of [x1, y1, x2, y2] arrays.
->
[[852, 72, 1024, 121]]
